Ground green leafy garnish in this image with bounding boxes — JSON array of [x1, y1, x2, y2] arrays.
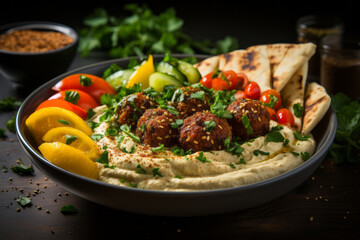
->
[[79, 75, 93, 86], [78, 4, 238, 58], [265, 130, 285, 143], [293, 131, 310, 141], [6, 115, 16, 133], [263, 95, 278, 109], [195, 151, 210, 163], [152, 168, 163, 177], [65, 135, 77, 145], [86, 108, 96, 119], [11, 159, 34, 175], [16, 196, 32, 207], [253, 150, 270, 156], [170, 119, 184, 129], [91, 134, 104, 141], [2, 165, 8, 173], [190, 91, 205, 101], [0, 97, 22, 112], [61, 205, 78, 215], [151, 144, 165, 152], [120, 124, 140, 143], [58, 119, 70, 125], [64, 91, 80, 105], [328, 92, 360, 164], [229, 162, 236, 169], [301, 152, 311, 161], [204, 120, 216, 132], [224, 136, 244, 157], [0, 128, 5, 138], [293, 103, 303, 118], [241, 115, 253, 135], [171, 145, 192, 156], [96, 151, 115, 168], [136, 164, 147, 174]]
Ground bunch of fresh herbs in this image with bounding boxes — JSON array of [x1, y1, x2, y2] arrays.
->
[[78, 4, 238, 58], [328, 92, 360, 164]]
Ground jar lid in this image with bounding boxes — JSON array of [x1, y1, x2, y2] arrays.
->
[[321, 34, 360, 54]]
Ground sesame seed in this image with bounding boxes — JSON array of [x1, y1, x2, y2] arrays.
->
[[157, 137, 163, 140], [194, 140, 198, 144], [186, 137, 190, 142], [211, 140, 214, 144], [191, 108, 196, 112], [202, 136, 206, 139], [219, 125, 223, 129]]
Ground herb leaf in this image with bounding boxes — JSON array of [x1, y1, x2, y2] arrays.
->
[[61, 205, 78, 215], [195, 151, 210, 163], [16, 196, 32, 207], [64, 91, 80, 105], [293, 131, 310, 141], [293, 103, 303, 117], [11, 159, 34, 175], [241, 115, 253, 135], [204, 120, 216, 132], [65, 135, 77, 145]]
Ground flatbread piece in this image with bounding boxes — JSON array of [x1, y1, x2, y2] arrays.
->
[[193, 55, 219, 77], [301, 82, 331, 135]]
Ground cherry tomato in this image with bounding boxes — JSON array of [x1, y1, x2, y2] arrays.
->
[[199, 72, 214, 89], [48, 89, 98, 111], [222, 70, 240, 90], [244, 82, 261, 99], [237, 73, 249, 90], [276, 108, 295, 127], [234, 90, 247, 100], [36, 99, 87, 119], [266, 106, 277, 121], [260, 89, 282, 110], [52, 73, 116, 105], [211, 78, 231, 91]]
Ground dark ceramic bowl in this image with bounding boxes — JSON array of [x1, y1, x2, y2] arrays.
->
[[16, 55, 337, 217], [0, 21, 78, 89]]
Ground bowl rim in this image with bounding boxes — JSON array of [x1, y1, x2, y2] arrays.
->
[[0, 21, 78, 56], [16, 54, 337, 196]]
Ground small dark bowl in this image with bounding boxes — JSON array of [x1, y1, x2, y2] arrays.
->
[[0, 21, 78, 90], [16, 55, 337, 217]]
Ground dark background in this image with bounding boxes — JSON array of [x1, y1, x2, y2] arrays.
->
[[1, 0, 359, 49]]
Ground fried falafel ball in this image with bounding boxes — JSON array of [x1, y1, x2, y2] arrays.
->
[[175, 86, 211, 119], [178, 111, 232, 152], [135, 108, 178, 147], [226, 98, 270, 140], [117, 92, 157, 127]]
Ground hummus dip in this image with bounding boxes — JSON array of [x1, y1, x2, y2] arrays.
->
[[90, 106, 316, 191]]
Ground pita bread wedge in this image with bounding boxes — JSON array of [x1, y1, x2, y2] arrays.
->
[[301, 82, 331, 135], [267, 43, 292, 76], [193, 55, 219, 77], [272, 43, 316, 92], [218, 46, 272, 92], [281, 62, 308, 131]]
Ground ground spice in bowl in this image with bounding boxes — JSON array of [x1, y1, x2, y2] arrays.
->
[[0, 29, 74, 53]]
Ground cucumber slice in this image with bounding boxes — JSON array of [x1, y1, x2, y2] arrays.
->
[[105, 69, 135, 89], [149, 72, 183, 92], [177, 60, 201, 84], [156, 61, 187, 83]]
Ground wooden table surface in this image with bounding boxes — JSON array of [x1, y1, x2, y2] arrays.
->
[[1, 2, 360, 239]]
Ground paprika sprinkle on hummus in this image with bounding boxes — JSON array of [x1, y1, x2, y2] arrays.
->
[[0, 29, 74, 53]]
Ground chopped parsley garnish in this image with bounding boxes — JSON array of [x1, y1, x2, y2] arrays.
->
[[170, 119, 184, 129], [61, 205, 78, 215], [290, 151, 300, 156], [152, 168, 163, 177], [11, 159, 34, 175], [195, 151, 210, 163], [151, 144, 165, 152], [91, 134, 104, 141], [0, 128, 5, 138], [293, 131, 310, 141], [2, 165, 8, 173], [136, 164, 147, 174], [241, 115, 253, 135], [6, 115, 16, 133], [229, 162, 236, 169], [171, 145, 192, 156], [64, 91, 80, 105], [79, 75, 93, 86], [120, 145, 135, 154], [253, 149, 270, 156], [210, 90, 234, 119], [0, 96, 22, 112], [236, 158, 246, 164], [204, 120, 216, 132], [16, 196, 32, 207], [293, 103, 303, 118], [96, 151, 115, 168], [190, 91, 205, 101], [120, 124, 140, 143], [65, 134, 77, 145], [301, 152, 311, 161], [174, 175, 183, 179], [105, 124, 118, 136], [224, 136, 244, 157], [265, 130, 285, 143], [58, 119, 70, 125], [263, 95, 278, 109], [88, 121, 100, 131], [86, 108, 96, 120]]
